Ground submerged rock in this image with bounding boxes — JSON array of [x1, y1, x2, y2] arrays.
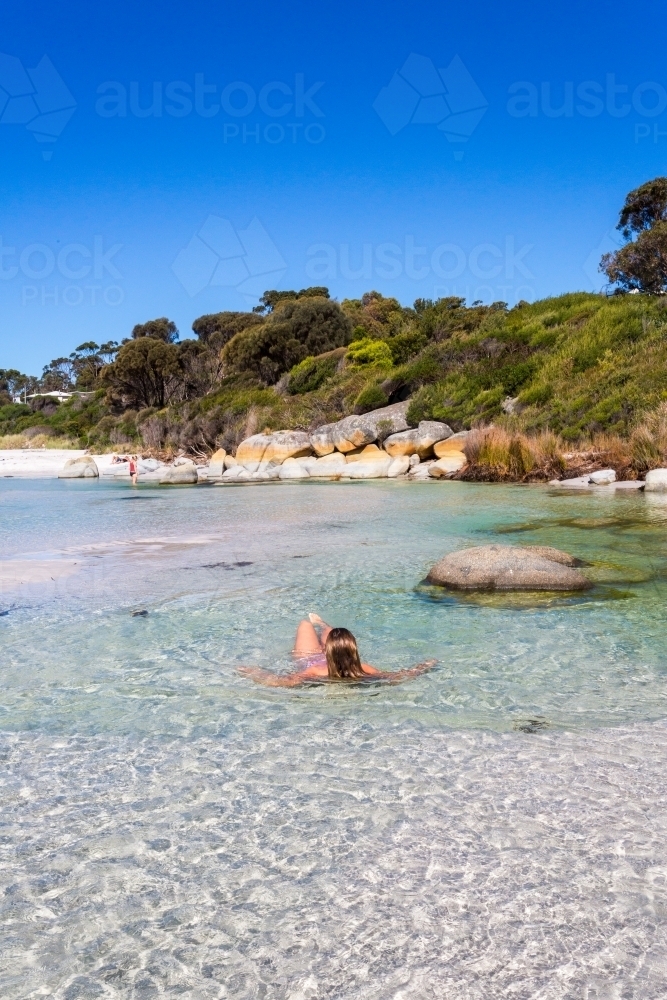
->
[[426, 544, 591, 591], [58, 455, 99, 479], [522, 545, 582, 567], [549, 475, 594, 488]]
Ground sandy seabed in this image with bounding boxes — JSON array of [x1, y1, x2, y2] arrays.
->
[[2, 478, 667, 997]]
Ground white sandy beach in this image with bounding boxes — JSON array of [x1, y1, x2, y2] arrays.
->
[[0, 449, 120, 478]]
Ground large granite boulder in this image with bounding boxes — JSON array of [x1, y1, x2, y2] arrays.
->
[[236, 430, 312, 469], [235, 434, 272, 471], [221, 466, 251, 482], [425, 544, 591, 591], [343, 453, 392, 478], [384, 421, 452, 459], [428, 454, 466, 477], [58, 456, 99, 479], [644, 468, 667, 491], [310, 402, 410, 455], [434, 431, 469, 458], [345, 443, 386, 463], [589, 468, 616, 485], [387, 456, 410, 478], [208, 448, 227, 478], [159, 462, 198, 484], [408, 462, 434, 480], [251, 464, 281, 481], [263, 431, 312, 464], [310, 422, 337, 456], [310, 453, 347, 478], [279, 458, 310, 479]]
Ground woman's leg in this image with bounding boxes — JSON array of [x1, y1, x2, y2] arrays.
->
[[293, 620, 322, 655]]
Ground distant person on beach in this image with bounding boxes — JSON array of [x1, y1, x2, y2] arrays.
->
[[239, 613, 435, 687], [128, 455, 138, 485]]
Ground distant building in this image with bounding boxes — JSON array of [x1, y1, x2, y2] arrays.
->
[[26, 391, 73, 403]]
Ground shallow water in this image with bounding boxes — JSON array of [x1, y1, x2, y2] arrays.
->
[[1, 478, 667, 997]]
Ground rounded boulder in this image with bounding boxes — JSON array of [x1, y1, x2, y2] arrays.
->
[[58, 456, 99, 479], [434, 431, 469, 458], [425, 544, 591, 591], [383, 420, 452, 459], [428, 453, 466, 477], [159, 463, 198, 485], [644, 468, 667, 491], [263, 431, 312, 464], [279, 458, 310, 480]]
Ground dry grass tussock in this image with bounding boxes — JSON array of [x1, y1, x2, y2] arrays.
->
[[459, 404, 667, 482], [460, 427, 566, 482], [628, 403, 667, 473], [0, 433, 79, 450]]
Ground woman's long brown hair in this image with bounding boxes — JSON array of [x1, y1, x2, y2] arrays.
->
[[325, 628, 365, 679]]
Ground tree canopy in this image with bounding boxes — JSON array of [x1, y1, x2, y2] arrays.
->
[[601, 177, 667, 293], [617, 177, 667, 239], [102, 337, 182, 408], [222, 292, 352, 383], [131, 318, 179, 343]]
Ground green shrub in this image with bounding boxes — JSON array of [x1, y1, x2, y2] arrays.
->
[[386, 331, 427, 365], [287, 354, 339, 395], [346, 338, 393, 367], [518, 383, 553, 406], [354, 383, 389, 413]]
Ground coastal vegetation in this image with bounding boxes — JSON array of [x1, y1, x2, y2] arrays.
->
[[4, 178, 667, 480]]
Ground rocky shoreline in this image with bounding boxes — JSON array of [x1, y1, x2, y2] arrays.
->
[[5, 400, 667, 492]]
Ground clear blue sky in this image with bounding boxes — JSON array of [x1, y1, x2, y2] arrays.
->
[[2, 0, 666, 373]]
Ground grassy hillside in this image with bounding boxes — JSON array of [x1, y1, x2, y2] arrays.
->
[[3, 291, 667, 456], [405, 292, 667, 438]]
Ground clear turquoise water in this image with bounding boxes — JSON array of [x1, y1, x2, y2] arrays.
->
[[1, 478, 667, 997]]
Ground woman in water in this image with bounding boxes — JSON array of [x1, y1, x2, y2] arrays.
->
[[239, 613, 435, 687]]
